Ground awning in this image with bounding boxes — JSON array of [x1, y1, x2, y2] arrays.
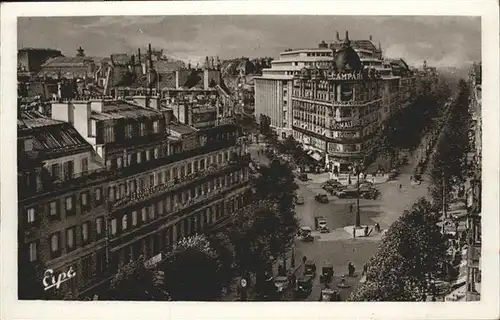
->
[[311, 152, 323, 162]]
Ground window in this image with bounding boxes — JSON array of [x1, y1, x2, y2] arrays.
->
[[154, 147, 159, 159], [132, 211, 138, 226], [96, 217, 103, 238], [81, 192, 90, 212], [66, 196, 75, 215], [106, 159, 112, 170], [149, 205, 155, 220], [157, 201, 164, 215], [122, 214, 128, 231], [29, 241, 38, 262], [146, 149, 151, 161], [82, 255, 93, 279], [63, 160, 74, 180], [66, 227, 75, 252], [125, 124, 133, 138], [200, 159, 205, 170], [104, 125, 115, 143], [81, 158, 88, 175], [27, 208, 36, 224], [153, 120, 159, 133], [111, 219, 117, 235], [51, 163, 60, 180], [50, 233, 60, 257], [95, 187, 103, 205], [137, 152, 142, 164], [82, 222, 89, 244], [141, 208, 147, 222], [49, 201, 59, 220], [140, 123, 146, 136], [117, 157, 123, 169]]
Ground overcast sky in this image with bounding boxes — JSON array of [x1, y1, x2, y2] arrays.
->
[[18, 16, 480, 68]]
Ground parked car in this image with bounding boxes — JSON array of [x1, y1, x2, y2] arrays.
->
[[298, 226, 314, 242], [295, 276, 313, 298], [315, 194, 329, 203], [296, 195, 305, 205], [274, 276, 289, 294], [314, 216, 328, 232], [298, 173, 309, 181]]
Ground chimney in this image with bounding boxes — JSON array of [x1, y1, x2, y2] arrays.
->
[[345, 31, 349, 41], [133, 95, 160, 110], [138, 48, 141, 63], [369, 35, 373, 41], [336, 31, 340, 41]]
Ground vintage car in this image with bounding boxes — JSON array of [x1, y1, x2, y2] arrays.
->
[[299, 226, 314, 242], [304, 260, 317, 277], [298, 173, 309, 181], [319, 287, 341, 301], [314, 194, 329, 203], [319, 264, 334, 283], [296, 195, 305, 205], [274, 276, 289, 294], [295, 276, 313, 298]]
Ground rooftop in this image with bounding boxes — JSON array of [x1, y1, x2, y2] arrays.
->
[[168, 122, 198, 135], [18, 111, 90, 154], [90, 100, 163, 121]]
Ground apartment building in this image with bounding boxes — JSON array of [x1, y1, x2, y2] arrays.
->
[[290, 33, 420, 174], [465, 61, 481, 301], [18, 94, 252, 300]]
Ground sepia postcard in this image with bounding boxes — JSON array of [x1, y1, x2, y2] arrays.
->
[[1, 1, 499, 320]]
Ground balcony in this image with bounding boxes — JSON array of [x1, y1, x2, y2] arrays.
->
[[19, 167, 113, 201], [111, 154, 250, 211], [109, 180, 252, 249], [327, 150, 364, 158]]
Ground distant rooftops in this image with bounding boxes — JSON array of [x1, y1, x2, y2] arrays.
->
[[168, 122, 198, 135], [18, 111, 91, 156]]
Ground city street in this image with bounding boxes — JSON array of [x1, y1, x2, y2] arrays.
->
[[248, 142, 432, 301]]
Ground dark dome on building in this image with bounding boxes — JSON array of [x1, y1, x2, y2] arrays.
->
[[333, 31, 362, 72]]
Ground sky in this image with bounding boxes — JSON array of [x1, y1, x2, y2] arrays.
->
[[18, 16, 481, 69]]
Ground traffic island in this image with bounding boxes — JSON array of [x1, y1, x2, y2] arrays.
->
[[343, 225, 384, 239]]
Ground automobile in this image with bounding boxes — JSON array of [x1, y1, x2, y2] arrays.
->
[[361, 188, 380, 200], [319, 287, 341, 301], [298, 226, 314, 242], [314, 194, 329, 203], [295, 276, 313, 298], [388, 169, 400, 179], [319, 264, 334, 283], [314, 217, 328, 232], [274, 276, 289, 294], [358, 181, 374, 189], [296, 195, 305, 205], [304, 260, 317, 277], [322, 179, 343, 189], [336, 188, 359, 199], [298, 173, 309, 181]]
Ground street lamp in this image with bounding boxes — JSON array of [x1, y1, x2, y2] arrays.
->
[[348, 164, 363, 228]]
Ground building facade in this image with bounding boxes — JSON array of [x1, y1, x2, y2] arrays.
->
[[18, 94, 252, 300], [290, 33, 419, 174], [465, 61, 481, 301]]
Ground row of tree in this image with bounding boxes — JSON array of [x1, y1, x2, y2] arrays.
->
[[429, 79, 471, 209], [349, 198, 447, 301]]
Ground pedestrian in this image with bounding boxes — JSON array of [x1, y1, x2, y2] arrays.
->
[[399, 184, 402, 190], [364, 225, 369, 236], [302, 256, 307, 265], [410, 175, 413, 182], [375, 222, 380, 233], [349, 203, 353, 213], [362, 263, 368, 276], [352, 227, 356, 238]]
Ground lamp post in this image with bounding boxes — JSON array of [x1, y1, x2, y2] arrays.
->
[[349, 164, 362, 228]]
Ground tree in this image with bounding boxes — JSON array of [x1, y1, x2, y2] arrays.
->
[[350, 198, 446, 301], [430, 79, 470, 208], [207, 231, 236, 289], [108, 256, 169, 301], [163, 234, 225, 301], [254, 160, 299, 255]]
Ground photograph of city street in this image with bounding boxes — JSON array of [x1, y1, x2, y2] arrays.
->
[[17, 15, 482, 302]]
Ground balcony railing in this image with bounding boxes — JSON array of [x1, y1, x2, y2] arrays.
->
[[111, 154, 250, 211], [109, 180, 252, 249]]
